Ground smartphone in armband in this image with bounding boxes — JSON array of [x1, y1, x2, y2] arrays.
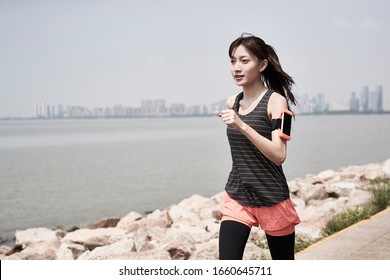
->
[[279, 109, 292, 141]]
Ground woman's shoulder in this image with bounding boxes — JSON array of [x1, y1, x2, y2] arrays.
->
[[268, 91, 288, 117], [226, 93, 242, 109], [269, 91, 288, 106]]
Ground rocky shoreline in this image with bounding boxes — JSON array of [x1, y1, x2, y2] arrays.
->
[[1, 159, 389, 260]]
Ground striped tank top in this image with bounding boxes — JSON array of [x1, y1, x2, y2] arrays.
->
[[225, 89, 290, 207]]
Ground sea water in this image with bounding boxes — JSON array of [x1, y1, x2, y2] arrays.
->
[[1, 115, 389, 243]]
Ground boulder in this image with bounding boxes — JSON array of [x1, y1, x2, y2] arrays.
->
[[61, 228, 126, 250], [291, 195, 305, 208], [0, 245, 11, 255], [346, 189, 372, 208], [361, 163, 387, 180], [327, 181, 359, 197], [56, 241, 86, 260], [130, 227, 158, 252], [4, 240, 60, 260], [189, 238, 218, 260], [0, 245, 12, 260], [288, 180, 299, 194], [317, 169, 336, 181], [171, 222, 216, 244], [79, 248, 171, 260], [168, 194, 216, 224], [116, 211, 143, 233], [145, 209, 172, 228], [86, 217, 121, 229], [77, 235, 136, 260], [298, 183, 328, 203], [382, 159, 390, 176], [159, 228, 196, 260], [15, 227, 59, 247]]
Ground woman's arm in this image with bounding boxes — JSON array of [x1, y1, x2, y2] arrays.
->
[[220, 92, 288, 166]]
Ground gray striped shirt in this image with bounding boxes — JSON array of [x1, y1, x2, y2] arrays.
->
[[225, 89, 290, 207]]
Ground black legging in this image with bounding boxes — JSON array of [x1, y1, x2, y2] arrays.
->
[[219, 220, 295, 260]]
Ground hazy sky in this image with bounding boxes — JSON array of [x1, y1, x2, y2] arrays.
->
[[1, 0, 389, 117]]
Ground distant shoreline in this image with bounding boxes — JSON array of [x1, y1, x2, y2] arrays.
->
[[1, 111, 390, 121], [297, 110, 390, 116]]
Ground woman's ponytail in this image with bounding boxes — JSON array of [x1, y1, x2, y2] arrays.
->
[[263, 44, 297, 107]]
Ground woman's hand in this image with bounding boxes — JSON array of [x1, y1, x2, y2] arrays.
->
[[219, 109, 247, 131]]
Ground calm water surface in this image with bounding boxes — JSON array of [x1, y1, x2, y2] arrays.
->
[[1, 115, 389, 243]]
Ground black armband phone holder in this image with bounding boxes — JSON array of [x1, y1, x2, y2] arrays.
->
[[271, 118, 282, 131], [271, 109, 292, 141]]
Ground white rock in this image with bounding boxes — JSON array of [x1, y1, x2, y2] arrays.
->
[[383, 159, 390, 176], [189, 238, 219, 260], [317, 169, 335, 181], [159, 228, 196, 260], [116, 211, 143, 232], [131, 227, 159, 252], [298, 183, 328, 203], [78, 235, 136, 260], [169, 194, 216, 224], [327, 181, 359, 197], [288, 180, 299, 193], [145, 209, 172, 228], [78, 247, 171, 260], [62, 228, 126, 250], [15, 227, 59, 247], [346, 189, 372, 207], [168, 204, 194, 224], [291, 195, 306, 208], [199, 203, 220, 220], [4, 240, 60, 260], [56, 241, 86, 260], [171, 223, 213, 244], [0, 245, 11, 256], [210, 192, 224, 204]]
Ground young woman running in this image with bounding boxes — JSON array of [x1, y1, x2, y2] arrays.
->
[[218, 33, 301, 260]]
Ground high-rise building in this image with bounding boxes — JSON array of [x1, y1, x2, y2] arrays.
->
[[358, 85, 383, 113], [56, 104, 64, 118], [34, 103, 40, 118], [317, 93, 326, 112], [376, 85, 383, 112], [349, 92, 359, 112], [34, 102, 48, 118], [361, 86, 370, 112], [141, 99, 166, 116], [170, 103, 186, 116]]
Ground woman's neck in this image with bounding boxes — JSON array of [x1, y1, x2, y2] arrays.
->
[[242, 83, 267, 100]]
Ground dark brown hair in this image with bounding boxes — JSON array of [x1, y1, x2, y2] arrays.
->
[[229, 33, 297, 107]]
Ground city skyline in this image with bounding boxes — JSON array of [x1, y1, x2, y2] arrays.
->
[[25, 84, 386, 119]]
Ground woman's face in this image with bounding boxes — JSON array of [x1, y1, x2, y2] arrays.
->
[[230, 45, 264, 87]]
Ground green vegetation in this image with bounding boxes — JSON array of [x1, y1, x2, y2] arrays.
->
[[321, 177, 390, 237], [321, 207, 371, 237], [368, 177, 390, 213], [294, 235, 321, 253]]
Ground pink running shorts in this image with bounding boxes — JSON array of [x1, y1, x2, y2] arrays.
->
[[220, 192, 301, 236]]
